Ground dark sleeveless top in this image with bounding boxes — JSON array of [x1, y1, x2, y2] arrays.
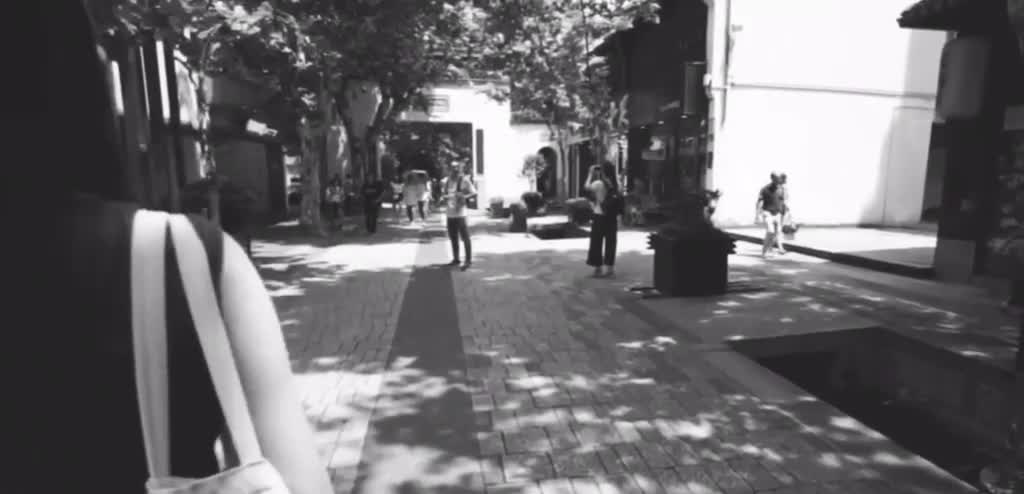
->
[[19, 195, 226, 491]]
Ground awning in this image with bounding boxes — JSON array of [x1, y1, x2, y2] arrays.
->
[[897, 0, 1006, 32]]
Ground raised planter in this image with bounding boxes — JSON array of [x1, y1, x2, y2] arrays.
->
[[488, 197, 506, 218], [521, 191, 544, 216], [566, 198, 592, 225], [648, 223, 735, 297]]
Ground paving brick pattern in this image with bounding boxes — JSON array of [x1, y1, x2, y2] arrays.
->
[[447, 228, 966, 494], [255, 216, 981, 493], [253, 221, 420, 487]]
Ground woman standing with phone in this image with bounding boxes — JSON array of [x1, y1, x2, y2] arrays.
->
[[585, 162, 622, 278]]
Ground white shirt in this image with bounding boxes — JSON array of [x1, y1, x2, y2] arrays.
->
[[587, 179, 607, 215], [445, 175, 476, 218]]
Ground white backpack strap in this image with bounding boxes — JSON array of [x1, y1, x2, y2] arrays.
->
[[166, 214, 263, 465], [130, 209, 172, 478]]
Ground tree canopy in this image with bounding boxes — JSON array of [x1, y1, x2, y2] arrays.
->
[[480, 0, 658, 136]]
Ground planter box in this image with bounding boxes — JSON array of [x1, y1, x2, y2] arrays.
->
[[651, 234, 730, 296], [509, 205, 528, 232]]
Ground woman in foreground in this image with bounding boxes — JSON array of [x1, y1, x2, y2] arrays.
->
[[10, 2, 332, 493]]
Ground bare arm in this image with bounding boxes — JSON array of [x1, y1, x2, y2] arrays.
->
[[461, 177, 478, 199], [218, 234, 333, 494]]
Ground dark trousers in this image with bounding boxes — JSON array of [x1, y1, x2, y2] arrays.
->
[[587, 214, 618, 267], [446, 216, 471, 263], [365, 204, 379, 233], [406, 201, 425, 221], [328, 202, 341, 223]]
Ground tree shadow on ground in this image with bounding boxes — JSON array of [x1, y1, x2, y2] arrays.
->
[[253, 223, 993, 493], [256, 216, 434, 249], [335, 229, 979, 493]]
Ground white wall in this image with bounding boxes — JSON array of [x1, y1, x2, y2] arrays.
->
[[398, 82, 519, 205], [708, 0, 947, 227], [510, 123, 559, 198]]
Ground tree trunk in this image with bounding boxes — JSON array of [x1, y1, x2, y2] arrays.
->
[[364, 132, 380, 179], [298, 118, 326, 236]]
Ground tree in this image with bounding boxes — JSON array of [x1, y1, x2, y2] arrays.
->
[[101, 0, 333, 230], [315, 0, 499, 186], [480, 0, 657, 197], [522, 153, 548, 192]]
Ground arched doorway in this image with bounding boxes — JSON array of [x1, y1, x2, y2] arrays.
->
[[537, 146, 558, 199]]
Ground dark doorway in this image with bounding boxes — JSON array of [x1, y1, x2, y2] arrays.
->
[[537, 146, 558, 199], [386, 122, 473, 180], [576, 142, 596, 196]]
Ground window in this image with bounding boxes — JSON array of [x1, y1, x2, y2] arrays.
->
[[475, 129, 485, 175]]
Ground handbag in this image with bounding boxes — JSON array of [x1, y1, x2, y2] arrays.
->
[[781, 214, 799, 240], [131, 210, 291, 494]]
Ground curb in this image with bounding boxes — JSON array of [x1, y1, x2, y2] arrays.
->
[[727, 232, 935, 279]]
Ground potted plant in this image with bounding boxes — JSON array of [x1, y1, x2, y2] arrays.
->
[[521, 191, 544, 216], [489, 197, 508, 218], [182, 175, 258, 256], [645, 189, 734, 296]]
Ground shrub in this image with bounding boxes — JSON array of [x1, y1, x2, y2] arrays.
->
[[488, 197, 508, 218], [521, 191, 544, 215], [509, 201, 528, 232], [566, 197, 592, 225]]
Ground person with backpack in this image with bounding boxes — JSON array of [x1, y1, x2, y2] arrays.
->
[[443, 161, 477, 270], [585, 161, 624, 278], [13, 3, 332, 493]]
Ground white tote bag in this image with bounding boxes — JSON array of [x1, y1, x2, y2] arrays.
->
[[130, 210, 291, 494]]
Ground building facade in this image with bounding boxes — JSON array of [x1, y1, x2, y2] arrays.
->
[[898, 0, 1024, 281], [705, 0, 947, 227], [397, 81, 531, 206], [593, 0, 710, 205]]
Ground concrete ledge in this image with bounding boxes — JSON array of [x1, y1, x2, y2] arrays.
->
[[728, 231, 935, 279]]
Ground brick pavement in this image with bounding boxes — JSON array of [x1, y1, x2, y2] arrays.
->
[[449, 225, 978, 494], [255, 215, 982, 493], [253, 218, 422, 489]]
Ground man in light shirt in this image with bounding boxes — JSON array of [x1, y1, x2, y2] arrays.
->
[[443, 162, 477, 270]]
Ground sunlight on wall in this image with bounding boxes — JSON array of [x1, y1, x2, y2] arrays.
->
[[709, 0, 947, 227], [398, 83, 517, 204]]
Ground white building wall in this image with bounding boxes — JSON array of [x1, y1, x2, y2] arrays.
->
[[510, 123, 559, 198], [707, 0, 947, 227], [398, 82, 521, 206]]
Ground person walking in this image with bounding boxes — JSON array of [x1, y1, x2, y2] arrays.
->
[[14, 3, 332, 493], [756, 172, 788, 257], [361, 168, 386, 234], [585, 161, 622, 278], [402, 171, 428, 223], [342, 173, 356, 217], [390, 174, 404, 217], [325, 175, 344, 229], [443, 162, 477, 270], [420, 176, 433, 217]]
